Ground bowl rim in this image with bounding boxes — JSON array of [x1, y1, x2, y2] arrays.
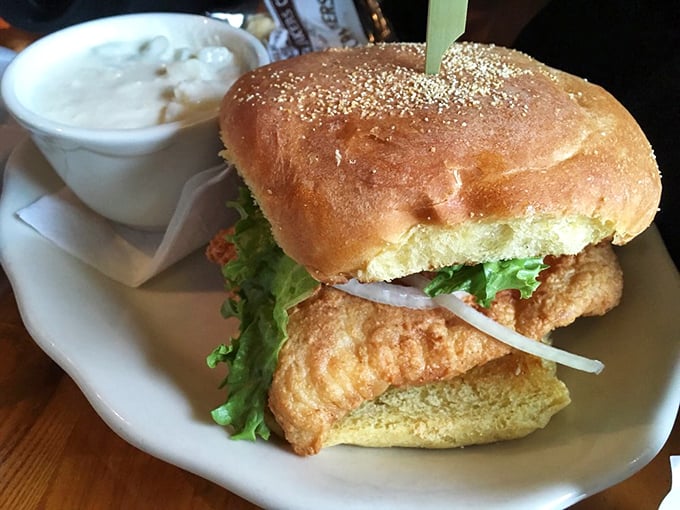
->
[[0, 12, 270, 144]]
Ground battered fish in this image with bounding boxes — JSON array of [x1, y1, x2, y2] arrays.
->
[[269, 243, 623, 455]]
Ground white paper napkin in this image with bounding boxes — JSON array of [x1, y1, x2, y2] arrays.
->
[[660, 456, 680, 510], [16, 163, 241, 287]]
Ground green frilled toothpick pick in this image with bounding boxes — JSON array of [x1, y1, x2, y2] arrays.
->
[[425, 0, 468, 74]]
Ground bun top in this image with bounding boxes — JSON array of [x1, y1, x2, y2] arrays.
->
[[219, 43, 661, 284]]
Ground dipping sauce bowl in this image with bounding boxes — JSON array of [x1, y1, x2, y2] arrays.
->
[[1, 13, 269, 230]]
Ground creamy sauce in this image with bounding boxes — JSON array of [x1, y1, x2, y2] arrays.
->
[[33, 36, 245, 129]]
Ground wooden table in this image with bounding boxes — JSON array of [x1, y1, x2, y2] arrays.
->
[[0, 266, 677, 509]]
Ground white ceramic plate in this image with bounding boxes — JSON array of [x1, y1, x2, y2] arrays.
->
[[1, 140, 679, 510]]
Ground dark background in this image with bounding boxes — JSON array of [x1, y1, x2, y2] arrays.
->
[[1, 0, 676, 266]]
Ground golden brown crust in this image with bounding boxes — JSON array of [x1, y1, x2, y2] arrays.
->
[[271, 287, 509, 455], [205, 228, 235, 266], [220, 43, 660, 283], [268, 243, 622, 455]]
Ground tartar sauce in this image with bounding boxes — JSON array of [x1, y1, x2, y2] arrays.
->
[[34, 36, 245, 129]]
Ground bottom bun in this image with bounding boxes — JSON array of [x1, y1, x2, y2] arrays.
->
[[324, 352, 570, 449]]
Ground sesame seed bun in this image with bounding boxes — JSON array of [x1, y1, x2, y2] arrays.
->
[[219, 42, 661, 284]]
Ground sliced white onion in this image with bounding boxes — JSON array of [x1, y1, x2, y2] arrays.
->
[[335, 276, 605, 374], [334, 279, 439, 309]]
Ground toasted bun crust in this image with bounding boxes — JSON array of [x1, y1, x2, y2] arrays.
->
[[220, 42, 661, 283]]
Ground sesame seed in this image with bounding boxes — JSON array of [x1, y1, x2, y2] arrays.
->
[[234, 42, 546, 124]]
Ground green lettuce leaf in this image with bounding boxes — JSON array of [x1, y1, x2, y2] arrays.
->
[[424, 257, 548, 308], [207, 188, 319, 441]]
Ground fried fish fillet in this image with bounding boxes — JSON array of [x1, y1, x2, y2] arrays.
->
[[269, 242, 623, 455]]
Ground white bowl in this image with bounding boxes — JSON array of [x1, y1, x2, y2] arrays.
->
[[1, 13, 269, 230]]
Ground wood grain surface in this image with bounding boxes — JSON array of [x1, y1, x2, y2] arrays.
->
[[0, 270, 677, 510]]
